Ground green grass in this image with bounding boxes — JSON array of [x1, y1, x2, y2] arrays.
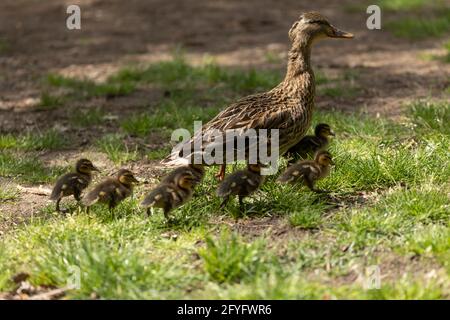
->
[[377, 0, 445, 11], [356, 0, 450, 40], [199, 231, 268, 283], [147, 147, 171, 160], [69, 108, 106, 127], [111, 56, 282, 97], [0, 185, 19, 203], [315, 69, 359, 98], [96, 134, 138, 164], [121, 101, 221, 137], [0, 130, 67, 151], [445, 42, 450, 63], [347, 0, 447, 13], [0, 152, 66, 184], [38, 92, 64, 110], [0, 38, 9, 54], [410, 100, 449, 134], [319, 85, 360, 98], [46, 74, 136, 100], [386, 10, 450, 40]]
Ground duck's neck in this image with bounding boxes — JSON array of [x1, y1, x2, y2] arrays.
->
[[77, 169, 92, 179], [284, 37, 313, 81], [119, 180, 133, 190]]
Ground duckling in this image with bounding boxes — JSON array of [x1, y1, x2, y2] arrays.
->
[[50, 158, 99, 212], [285, 123, 335, 163], [217, 163, 265, 211], [277, 150, 334, 192], [161, 164, 205, 187], [82, 169, 138, 212], [141, 171, 195, 219]]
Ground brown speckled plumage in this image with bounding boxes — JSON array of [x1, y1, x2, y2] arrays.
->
[[217, 164, 265, 210], [141, 171, 195, 219], [50, 159, 99, 212], [277, 150, 334, 192], [82, 169, 138, 212], [285, 123, 335, 162], [161, 164, 205, 187]]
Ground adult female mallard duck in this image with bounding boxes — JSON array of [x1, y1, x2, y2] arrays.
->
[[164, 12, 353, 180]]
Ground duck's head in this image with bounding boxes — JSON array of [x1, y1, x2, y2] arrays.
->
[[247, 163, 262, 174], [118, 169, 139, 185], [76, 158, 100, 174], [315, 150, 335, 166], [315, 123, 335, 138], [177, 172, 196, 190], [289, 12, 354, 44]]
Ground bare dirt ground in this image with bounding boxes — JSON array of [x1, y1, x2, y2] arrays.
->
[[0, 0, 449, 231]]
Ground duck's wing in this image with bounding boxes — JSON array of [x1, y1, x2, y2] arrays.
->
[[299, 163, 321, 181], [50, 173, 74, 200], [287, 136, 321, 158], [163, 92, 296, 165], [82, 179, 116, 206]]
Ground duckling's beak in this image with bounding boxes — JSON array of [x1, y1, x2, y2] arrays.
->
[[92, 166, 100, 172], [329, 130, 336, 137], [330, 159, 335, 165], [329, 26, 354, 39]]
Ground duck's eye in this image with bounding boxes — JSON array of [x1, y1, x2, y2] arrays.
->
[[310, 20, 328, 26]]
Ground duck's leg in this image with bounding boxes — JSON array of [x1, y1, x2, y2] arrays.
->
[[304, 176, 316, 191], [238, 196, 244, 212], [108, 200, 116, 213], [305, 177, 326, 193], [215, 165, 226, 181], [219, 196, 229, 209], [163, 204, 171, 220], [55, 198, 61, 213], [73, 189, 81, 202]]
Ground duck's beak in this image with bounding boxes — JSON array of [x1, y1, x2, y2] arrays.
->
[[329, 130, 336, 137], [329, 25, 354, 39]]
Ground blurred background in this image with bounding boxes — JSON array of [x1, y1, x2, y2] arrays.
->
[[1, 0, 448, 118]]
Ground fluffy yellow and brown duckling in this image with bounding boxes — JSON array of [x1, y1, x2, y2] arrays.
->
[[141, 171, 196, 219], [50, 158, 99, 212], [277, 150, 334, 192], [217, 164, 265, 210], [285, 123, 335, 163], [160, 164, 205, 187], [163, 12, 352, 181], [82, 169, 138, 212]]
